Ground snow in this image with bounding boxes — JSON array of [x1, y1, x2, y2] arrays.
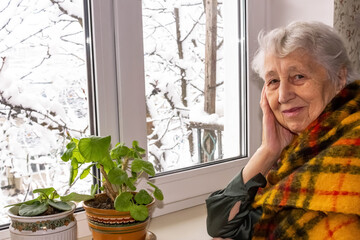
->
[[60, 0, 83, 18], [189, 105, 224, 125], [142, 0, 228, 173], [0, 0, 91, 225]]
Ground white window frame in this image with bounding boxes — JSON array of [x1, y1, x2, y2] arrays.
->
[[100, 0, 264, 218], [0, 0, 266, 239]]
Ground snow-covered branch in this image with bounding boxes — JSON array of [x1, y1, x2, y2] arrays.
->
[[0, 57, 6, 72], [181, 12, 205, 43], [49, 0, 83, 27], [0, 91, 87, 135]]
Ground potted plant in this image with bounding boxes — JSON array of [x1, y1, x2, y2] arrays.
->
[[61, 135, 163, 240], [5, 187, 89, 240]]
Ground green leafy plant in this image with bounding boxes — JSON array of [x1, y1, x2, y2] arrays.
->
[[5, 187, 93, 216], [61, 135, 164, 221]]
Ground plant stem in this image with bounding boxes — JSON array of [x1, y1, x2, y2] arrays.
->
[[100, 165, 117, 201], [121, 157, 129, 192], [133, 170, 144, 183], [122, 157, 129, 170], [89, 172, 102, 182]]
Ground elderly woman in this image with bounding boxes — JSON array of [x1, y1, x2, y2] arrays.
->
[[206, 21, 360, 239]]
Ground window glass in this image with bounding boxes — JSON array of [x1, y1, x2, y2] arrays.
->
[[142, 0, 244, 173], [0, 0, 90, 225]]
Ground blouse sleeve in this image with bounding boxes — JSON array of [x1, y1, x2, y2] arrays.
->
[[206, 169, 267, 240]]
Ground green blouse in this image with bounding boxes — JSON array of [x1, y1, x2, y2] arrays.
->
[[206, 169, 267, 240]]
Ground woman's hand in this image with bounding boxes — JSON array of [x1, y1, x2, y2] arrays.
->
[[242, 86, 294, 183], [260, 85, 294, 159]]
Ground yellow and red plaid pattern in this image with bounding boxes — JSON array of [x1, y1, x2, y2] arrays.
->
[[252, 80, 360, 239]]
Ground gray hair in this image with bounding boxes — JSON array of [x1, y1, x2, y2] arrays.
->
[[252, 21, 358, 84]]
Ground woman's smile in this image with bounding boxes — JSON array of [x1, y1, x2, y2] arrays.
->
[[281, 106, 304, 118]]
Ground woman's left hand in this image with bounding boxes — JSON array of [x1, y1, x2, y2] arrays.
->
[[260, 85, 294, 158], [243, 86, 294, 183]]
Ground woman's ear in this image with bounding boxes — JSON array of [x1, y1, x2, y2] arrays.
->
[[336, 66, 347, 92]]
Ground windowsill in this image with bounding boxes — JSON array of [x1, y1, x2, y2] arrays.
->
[[0, 204, 210, 240], [78, 204, 211, 240]]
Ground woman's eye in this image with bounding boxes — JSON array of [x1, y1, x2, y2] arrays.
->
[[294, 75, 304, 80], [268, 79, 279, 85]]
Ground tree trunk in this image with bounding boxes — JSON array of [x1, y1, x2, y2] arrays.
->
[[203, 0, 217, 162], [174, 8, 187, 107], [174, 7, 194, 157]]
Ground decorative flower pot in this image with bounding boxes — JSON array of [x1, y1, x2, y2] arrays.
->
[[83, 193, 155, 240], [7, 203, 77, 240]]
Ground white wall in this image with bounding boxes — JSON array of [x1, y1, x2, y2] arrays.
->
[[247, 1, 335, 65], [265, 0, 334, 30]]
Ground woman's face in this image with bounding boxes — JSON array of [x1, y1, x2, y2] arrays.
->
[[264, 48, 346, 134]]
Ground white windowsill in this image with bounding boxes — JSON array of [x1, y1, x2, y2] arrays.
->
[[78, 204, 211, 240], [0, 204, 210, 240]]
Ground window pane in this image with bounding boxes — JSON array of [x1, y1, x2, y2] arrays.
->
[[0, 0, 91, 225], [142, 0, 244, 173]]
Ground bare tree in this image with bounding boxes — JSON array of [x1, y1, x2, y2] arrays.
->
[[143, 0, 224, 169]]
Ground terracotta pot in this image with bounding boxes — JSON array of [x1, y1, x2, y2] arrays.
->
[[83, 193, 155, 240], [7, 203, 77, 240]]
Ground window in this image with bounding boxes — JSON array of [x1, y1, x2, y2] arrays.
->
[[107, 0, 259, 218], [0, 0, 262, 236], [142, 0, 246, 174], [0, 0, 92, 226]]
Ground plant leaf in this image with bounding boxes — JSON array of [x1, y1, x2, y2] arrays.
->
[[69, 158, 79, 185], [127, 177, 137, 191], [91, 184, 98, 196], [132, 141, 146, 155], [131, 159, 155, 176], [5, 198, 40, 208], [50, 190, 60, 200], [80, 164, 94, 179], [61, 141, 76, 162], [134, 190, 153, 205], [147, 181, 156, 188], [72, 148, 86, 163], [108, 167, 128, 185], [114, 192, 133, 211], [110, 143, 129, 159], [153, 188, 164, 201], [127, 149, 137, 159], [33, 187, 55, 197], [147, 182, 164, 200], [19, 202, 48, 216], [130, 204, 148, 221], [60, 192, 94, 202], [48, 200, 72, 211], [101, 154, 115, 172], [67, 138, 85, 163], [78, 136, 111, 163]]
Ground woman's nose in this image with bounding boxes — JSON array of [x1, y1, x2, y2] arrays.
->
[[278, 81, 295, 104]]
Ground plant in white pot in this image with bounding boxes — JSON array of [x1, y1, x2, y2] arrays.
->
[[5, 187, 91, 240], [60, 135, 163, 240]]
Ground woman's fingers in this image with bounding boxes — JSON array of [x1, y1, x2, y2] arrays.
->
[[260, 85, 274, 119], [260, 84, 294, 156], [260, 85, 268, 109]]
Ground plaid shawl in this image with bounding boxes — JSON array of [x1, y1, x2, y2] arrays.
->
[[252, 80, 360, 240]]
